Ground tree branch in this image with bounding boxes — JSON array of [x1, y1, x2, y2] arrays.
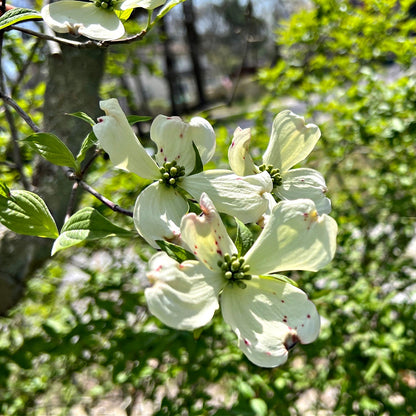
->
[[78, 180, 134, 217], [65, 180, 79, 223], [0, 92, 41, 132], [8, 24, 148, 48], [0, 29, 31, 189], [11, 38, 42, 96], [66, 171, 133, 217]]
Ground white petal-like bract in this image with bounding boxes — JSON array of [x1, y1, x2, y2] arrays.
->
[[145, 252, 223, 330], [187, 117, 216, 166], [278, 168, 331, 215], [151, 115, 196, 175], [150, 115, 215, 174], [119, 0, 166, 11], [181, 170, 273, 224], [181, 193, 236, 270], [228, 127, 258, 176], [245, 199, 337, 275], [133, 182, 188, 248], [221, 276, 320, 367], [263, 110, 321, 173], [93, 98, 160, 179], [41, 1, 125, 41]]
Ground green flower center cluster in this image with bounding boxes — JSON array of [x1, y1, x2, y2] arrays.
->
[[218, 253, 252, 289], [258, 164, 283, 187], [159, 160, 186, 187], [94, 0, 116, 11]]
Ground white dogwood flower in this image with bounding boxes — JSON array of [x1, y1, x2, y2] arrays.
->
[[41, 0, 166, 41], [145, 193, 337, 367], [93, 99, 272, 247], [228, 110, 331, 215]]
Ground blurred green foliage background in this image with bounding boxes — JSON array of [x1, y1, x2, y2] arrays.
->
[[1, 0, 416, 414]]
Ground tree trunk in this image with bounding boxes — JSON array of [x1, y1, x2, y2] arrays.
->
[[182, 0, 206, 108], [0, 41, 105, 315], [160, 18, 181, 114]]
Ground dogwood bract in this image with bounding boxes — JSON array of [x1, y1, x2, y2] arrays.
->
[[228, 110, 331, 215], [41, 0, 166, 41], [145, 193, 337, 367], [93, 98, 272, 247]]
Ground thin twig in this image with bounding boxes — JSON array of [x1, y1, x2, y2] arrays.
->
[[11, 38, 42, 95], [0, 28, 31, 190], [0, 92, 41, 132], [0, 101, 31, 189], [81, 149, 101, 176], [8, 24, 147, 49], [0, 160, 17, 169], [66, 171, 133, 217], [65, 181, 79, 223], [79, 180, 133, 217]]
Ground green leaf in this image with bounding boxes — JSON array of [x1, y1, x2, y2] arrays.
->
[[67, 111, 96, 126], [0, 7, 42, 31], [0, 190, 59, 239], [259, 274, 298, 287], [76, 131, 98, 163], [234, 218, 254, 256], [114, 7, 133, 21], [156, 240, 196, 263], [379, 359, 395, 378], [250, 398, 268, 416], [0, 181, 10, 198], [189, 142, 204, 175], [127, 115, 152, 125], [155, 0, 185, 21], [52, 207, 133, 255], [23, 133, 79, 171]]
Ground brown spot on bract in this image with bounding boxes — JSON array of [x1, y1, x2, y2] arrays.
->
[[284, 332, 299, 351]]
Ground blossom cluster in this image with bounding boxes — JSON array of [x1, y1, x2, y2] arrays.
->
[[41, 0, 166, 41], [93, 98, 337, 368]]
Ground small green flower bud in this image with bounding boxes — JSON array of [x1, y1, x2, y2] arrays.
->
[[231, 260, 241, 271], [225, 271, 233, 280]]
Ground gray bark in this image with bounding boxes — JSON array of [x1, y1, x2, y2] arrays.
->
[[0, 42, 105, 315]]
